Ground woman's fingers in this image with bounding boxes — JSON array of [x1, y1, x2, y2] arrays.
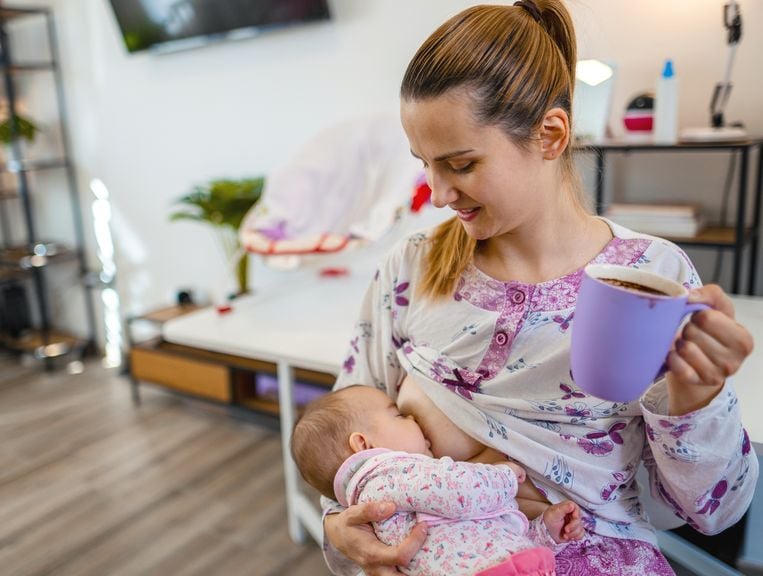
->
[[686, 311, 753, 369], [675, 316, 753, 381], [390, 523, 429, 566], [327, 504, 427, 571], [673, 329, 725, 387], [361, 523, 428, 572], [343, 501, 396, 525], [672, 285, 754, 386], [687, 284, 735, 317]]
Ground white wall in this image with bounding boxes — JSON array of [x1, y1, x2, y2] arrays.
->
[[8, 0, 763, 341]]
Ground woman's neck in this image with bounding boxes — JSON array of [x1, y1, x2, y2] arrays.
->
[[474, 193, 612, 284]]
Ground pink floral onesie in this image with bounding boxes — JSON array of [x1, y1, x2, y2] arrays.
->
[[334, 448, 561, 575]]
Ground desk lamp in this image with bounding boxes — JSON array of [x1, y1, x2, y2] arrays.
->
[[681, 0, 747, 141], [573, 59, 616, 143]]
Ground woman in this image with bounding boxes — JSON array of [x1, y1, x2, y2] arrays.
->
[[323, 2, 757, 574]]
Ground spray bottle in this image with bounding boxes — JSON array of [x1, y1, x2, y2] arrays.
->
[[654, 59, 679, 144]]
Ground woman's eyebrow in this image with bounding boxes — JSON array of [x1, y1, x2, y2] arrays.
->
[[410, 149, 476, 162]]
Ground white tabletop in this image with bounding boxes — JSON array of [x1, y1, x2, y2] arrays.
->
[[163, 263, 763, 444], [163, 263, 371, 374], [728, 296, 763, 445]]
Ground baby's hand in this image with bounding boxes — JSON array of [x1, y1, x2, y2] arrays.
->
[[542, 500, 585, 544], [503, 461, 526, 484]]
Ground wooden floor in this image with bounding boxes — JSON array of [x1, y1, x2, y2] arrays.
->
[[0, 355, 332, 576]]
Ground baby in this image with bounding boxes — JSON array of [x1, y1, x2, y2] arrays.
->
[[291, 385, 584, 576]]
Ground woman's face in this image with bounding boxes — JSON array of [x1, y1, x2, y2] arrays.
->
[[401, 89, 547, 242]]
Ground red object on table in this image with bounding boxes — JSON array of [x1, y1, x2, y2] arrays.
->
[[319, 267, 350, 277]]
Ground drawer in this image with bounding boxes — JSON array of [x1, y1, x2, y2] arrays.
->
[[131, 346, 231, 402]]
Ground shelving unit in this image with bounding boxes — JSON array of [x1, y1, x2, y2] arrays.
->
[[0, 6, 96, 364], [577, 138, 763, 295]]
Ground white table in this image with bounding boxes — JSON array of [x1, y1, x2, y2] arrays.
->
[[163, 248, 377, 545], [729, 297, 763, 445], [163, 264, 763, 570]]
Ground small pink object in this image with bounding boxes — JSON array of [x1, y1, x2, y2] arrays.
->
[[319, 266, 349, 277], [215, 304, 233, 314], [474, 546, 556, 576]]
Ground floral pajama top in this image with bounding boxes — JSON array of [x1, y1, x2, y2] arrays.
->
[[325, 218, 757, 571]]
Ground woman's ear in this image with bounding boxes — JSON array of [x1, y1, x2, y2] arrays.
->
[[348, 432, 371, 453], [539, 107, 570, 161]]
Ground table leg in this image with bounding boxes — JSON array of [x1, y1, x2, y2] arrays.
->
[[748, 145, 762, 296], [733, 148, 749, 295], [277, 361, 307, 545], [595, 147, 605, 215]]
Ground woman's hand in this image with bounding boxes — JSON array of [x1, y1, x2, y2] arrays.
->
[[666, 284, 754, 415], [324, 501, 428, 575]]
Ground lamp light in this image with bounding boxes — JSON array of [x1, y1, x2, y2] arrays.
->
[[576, 59, 614, 87], [573, 59, 616, 143], [680, 0, 747, 142]]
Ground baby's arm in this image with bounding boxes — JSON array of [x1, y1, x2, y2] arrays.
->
[[357, 454, 521, 520], [530, 500, 584, 545], [468, 446, 551, 520]]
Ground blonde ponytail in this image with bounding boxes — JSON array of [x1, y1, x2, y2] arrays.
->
[[418, 217, 476, 299]]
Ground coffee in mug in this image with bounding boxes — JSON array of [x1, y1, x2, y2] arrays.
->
[[598, 278, 668, 296]]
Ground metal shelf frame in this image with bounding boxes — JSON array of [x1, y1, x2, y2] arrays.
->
[[577, 138, 763, 295], [0, 6, 97, 362]]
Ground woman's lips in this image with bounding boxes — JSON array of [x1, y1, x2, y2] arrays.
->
[[455, 207, 480, 222]]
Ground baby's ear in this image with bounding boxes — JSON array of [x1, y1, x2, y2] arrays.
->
[[348, 432, 370, 453]]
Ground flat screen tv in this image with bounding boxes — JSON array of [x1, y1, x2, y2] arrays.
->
[[108, 0, 331, 54]]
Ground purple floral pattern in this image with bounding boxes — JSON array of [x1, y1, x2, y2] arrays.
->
[[442, 367, 483, 400], [450, 237, 651, 380]]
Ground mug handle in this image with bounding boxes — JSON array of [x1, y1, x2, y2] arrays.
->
[[683, 302, 711, 315], [654, 302, 712, 382]]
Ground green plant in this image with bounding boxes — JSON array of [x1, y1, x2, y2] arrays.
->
[[170, 177, 264, 295], [0, 112, 39, 145]]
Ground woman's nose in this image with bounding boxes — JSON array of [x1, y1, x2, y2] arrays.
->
[[428, 172, 458, 208]]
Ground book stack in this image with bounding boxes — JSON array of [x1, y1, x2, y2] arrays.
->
[[604, 203, 704, 238]]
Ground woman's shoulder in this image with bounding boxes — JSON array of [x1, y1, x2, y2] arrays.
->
[[378, 223, 436, 272], [604, 218, 701, 286]]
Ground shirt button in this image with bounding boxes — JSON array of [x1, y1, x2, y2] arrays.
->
[[495, 331, 508, 346], [511, 290, 525, 304]]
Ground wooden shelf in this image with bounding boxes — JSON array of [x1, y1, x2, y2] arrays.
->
[[132, 304, 204, 325], [0, 242, 78, 270], [239, 397, 281, 416], [129, 333, 334, 420], [0, 157, 69, 174], [0, 328, 84, 358], [663, 226, 752, 247], [131, 340, 231, 403], [0, 7, 48, 21], [0, 62, 55, 73]]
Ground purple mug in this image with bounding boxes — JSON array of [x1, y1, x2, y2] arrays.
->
[[570, 264, 709, 402]]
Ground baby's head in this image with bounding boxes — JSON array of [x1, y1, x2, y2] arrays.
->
[[291, 385, 432, 499]]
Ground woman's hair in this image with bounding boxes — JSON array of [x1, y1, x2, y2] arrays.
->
[[401, 1, 585, 298], [290, 385, 365, 500]]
